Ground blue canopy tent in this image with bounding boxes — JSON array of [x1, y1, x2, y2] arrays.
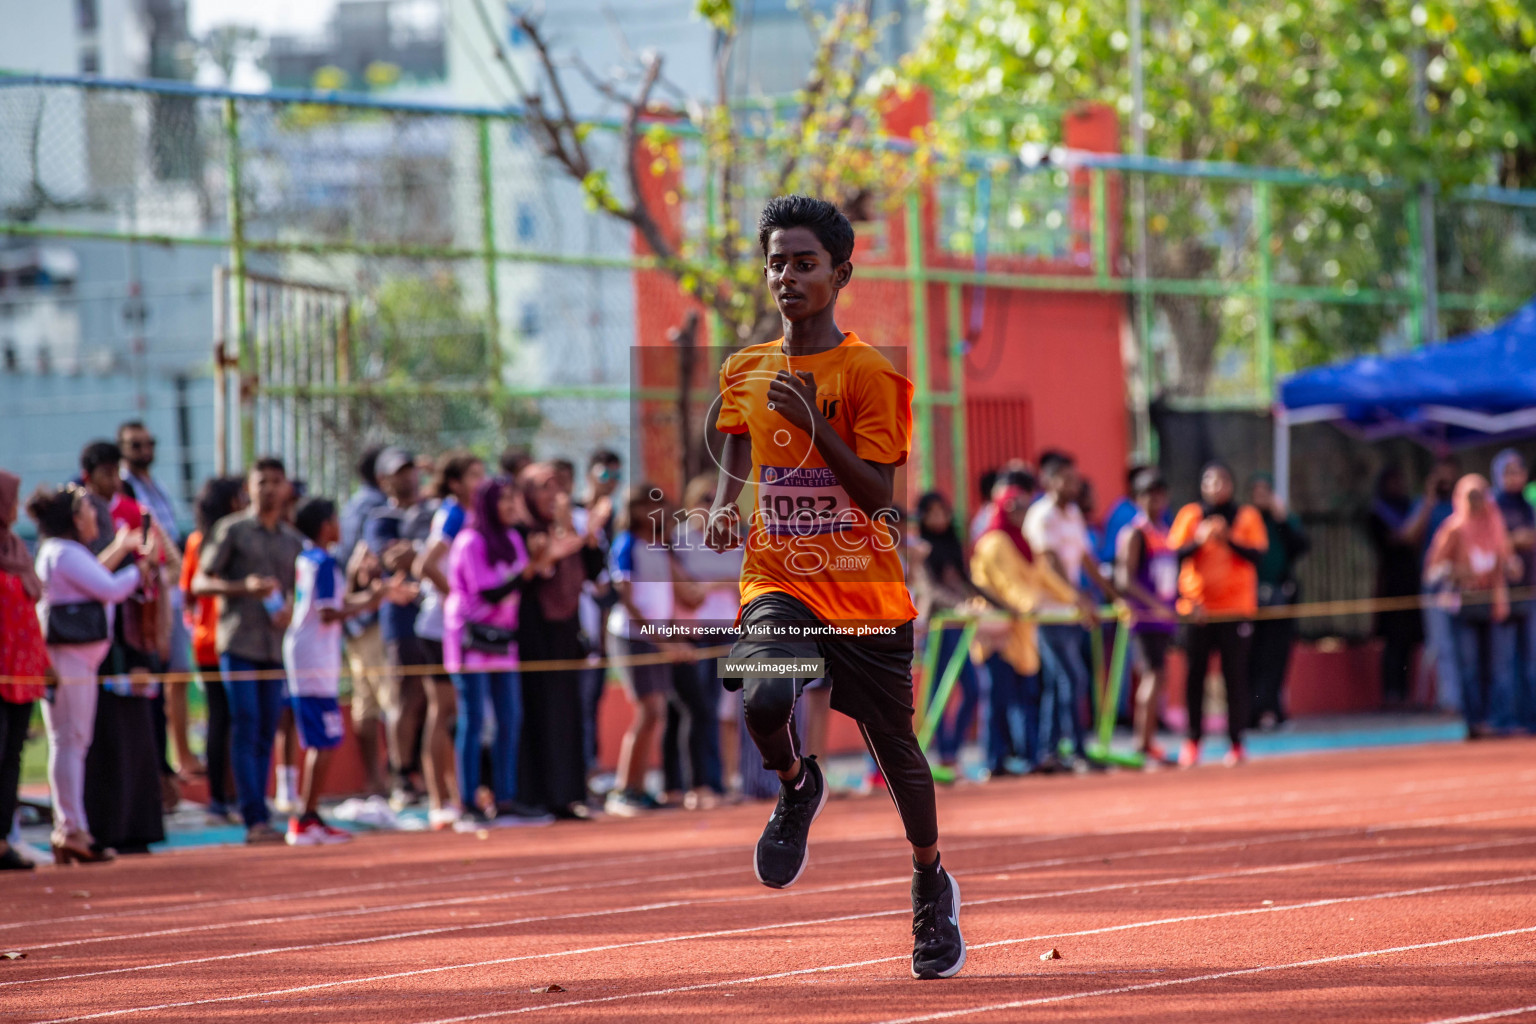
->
[[1274, 299, 1536, 501]]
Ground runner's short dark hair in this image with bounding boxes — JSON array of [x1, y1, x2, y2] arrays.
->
[[758, 195, 855, 266], [588, 448, 622, 469], [498, 446, 532, 477], [1038, 450, 1075, 480], [294, 496, 337, 542], [434, 450, 482, 500], [252, 456, 286, 476], [79, 441, 121, 476], [195, 475, 247, 534], [998, 467, 1037, 494], [1132, 468, 1167, 496]]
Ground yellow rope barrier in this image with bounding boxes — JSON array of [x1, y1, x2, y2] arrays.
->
[[5, 586, 1532, 687]]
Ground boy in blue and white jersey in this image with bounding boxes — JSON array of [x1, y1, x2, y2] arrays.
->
[[285, 498, 398, 846]]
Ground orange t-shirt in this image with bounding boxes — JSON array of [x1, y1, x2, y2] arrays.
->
[[180, 531, 220, 667], [1167, 503, 1267, 615], [716, 332, 917, 626]]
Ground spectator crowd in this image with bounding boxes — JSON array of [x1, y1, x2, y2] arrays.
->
[[1, 427, 1532, 872]]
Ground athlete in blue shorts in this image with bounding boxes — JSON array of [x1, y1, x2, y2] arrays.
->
[[284, 498, 407, 846]]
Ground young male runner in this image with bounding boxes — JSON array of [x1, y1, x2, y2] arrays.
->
[[705, 195, 965, 980]]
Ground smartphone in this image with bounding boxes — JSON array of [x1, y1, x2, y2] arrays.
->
[[262, 587, 286, 617], [141, 510, 153, 540]]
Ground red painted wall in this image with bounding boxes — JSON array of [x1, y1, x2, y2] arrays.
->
[[629, 97, 1132, 514]]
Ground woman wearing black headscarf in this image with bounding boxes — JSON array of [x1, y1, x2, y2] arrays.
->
[[913, 492, 989, 782], [515, 463, 609, 818], [1366, 465, 1429, 705]]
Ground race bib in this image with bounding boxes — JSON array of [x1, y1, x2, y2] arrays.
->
[[756, 466, 853, 536]]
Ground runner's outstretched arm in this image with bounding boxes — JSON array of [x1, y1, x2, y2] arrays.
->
[[706, 430, 753, 552], [712, 430, 752, 509]]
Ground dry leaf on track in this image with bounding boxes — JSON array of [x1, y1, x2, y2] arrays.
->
[[530, 984, 566, 993], [1041, 948, 1062, 961]]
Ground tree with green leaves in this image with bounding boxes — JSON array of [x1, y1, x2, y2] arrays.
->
[[898, 0, 1536, 394], [500, 0, 933, 351], [478, 0, 937, 477], [360, 275, 540, 455]]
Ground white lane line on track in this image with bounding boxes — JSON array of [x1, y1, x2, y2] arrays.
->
[[868, 925, 1536, 1024], [14, 795, 1535, 959], [397, 872, 1536, 1024], [23, 837, 1536, 1022], [1419, 1007, 1536, 1024], [21, 777, 1536, 957], [12, 764, 1530, 937], [11, 809, 1529, 988]]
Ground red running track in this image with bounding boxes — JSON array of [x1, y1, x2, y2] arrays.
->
[[4, 741, 1536, 1024]]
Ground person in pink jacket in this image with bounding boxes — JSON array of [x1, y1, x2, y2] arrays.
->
[[444, 476, 555, 831]]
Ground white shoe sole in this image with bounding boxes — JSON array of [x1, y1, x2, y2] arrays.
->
[[286, 830, 350, 846], [490, 815, 556, 828], [604, 801, 646, 819], [753, 766, 828, 890], [913, 873, 966, 980]]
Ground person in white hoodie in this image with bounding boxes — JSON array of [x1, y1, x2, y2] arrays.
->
[[27, 484, 156, 864]]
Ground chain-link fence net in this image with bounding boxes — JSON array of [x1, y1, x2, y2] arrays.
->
[[4, 79, 1536, 536]]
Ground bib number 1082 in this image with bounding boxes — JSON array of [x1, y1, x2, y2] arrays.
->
[[764, 494, 839, 521]]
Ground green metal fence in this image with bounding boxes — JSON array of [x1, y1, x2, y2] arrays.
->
[[3, 74, 1534, 508]]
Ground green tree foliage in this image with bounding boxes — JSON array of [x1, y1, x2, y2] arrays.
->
[[898, 0, 1536, 394], [359, 274, 539, 454], [514, 0, 939, 349]]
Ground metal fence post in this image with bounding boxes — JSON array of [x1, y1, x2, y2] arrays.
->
[[905, 191, 934, 492], [1406, 195, 1425, 347], [946, 282, 969, 528], [477, 115, 505, 384], [222, 97, 253, 466], [213, 265, 227, 475], [1135, 169, 1157, 462], [1418, 185, 1439, 345], [702, 142, 727, 363], [1255, 180, 1274, 400], [1091, 168, 1110, 285]]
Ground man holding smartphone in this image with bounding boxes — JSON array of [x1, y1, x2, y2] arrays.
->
[[193, 457, 304, 844]]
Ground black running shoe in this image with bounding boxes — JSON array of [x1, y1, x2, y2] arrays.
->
[[753, 756, 826, 889], [911, 868, 966, 979]]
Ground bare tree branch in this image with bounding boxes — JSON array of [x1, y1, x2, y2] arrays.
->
[[492, 2, 885, 348], [570, 54, 689, 119], [775, 0, 874, 192], [514, 14, 596, 179]]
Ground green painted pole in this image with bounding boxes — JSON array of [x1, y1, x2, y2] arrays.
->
[[1090, 621, 1105, 711], [947, 282, 969, 527], [1091, 168, 1110, 284], [223, 97, 252, 465], [905, 191, 934, 492], [1254, 180, 1274, 400], [1089, 618, 1140, 767], [1405, 195, 1425, 347], [917, 619, 978, 751], [915, 620, 945, 741], [477, 115, 505, 384], [1137, 179, 1157, 463], [702, 144, 727, 362]]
